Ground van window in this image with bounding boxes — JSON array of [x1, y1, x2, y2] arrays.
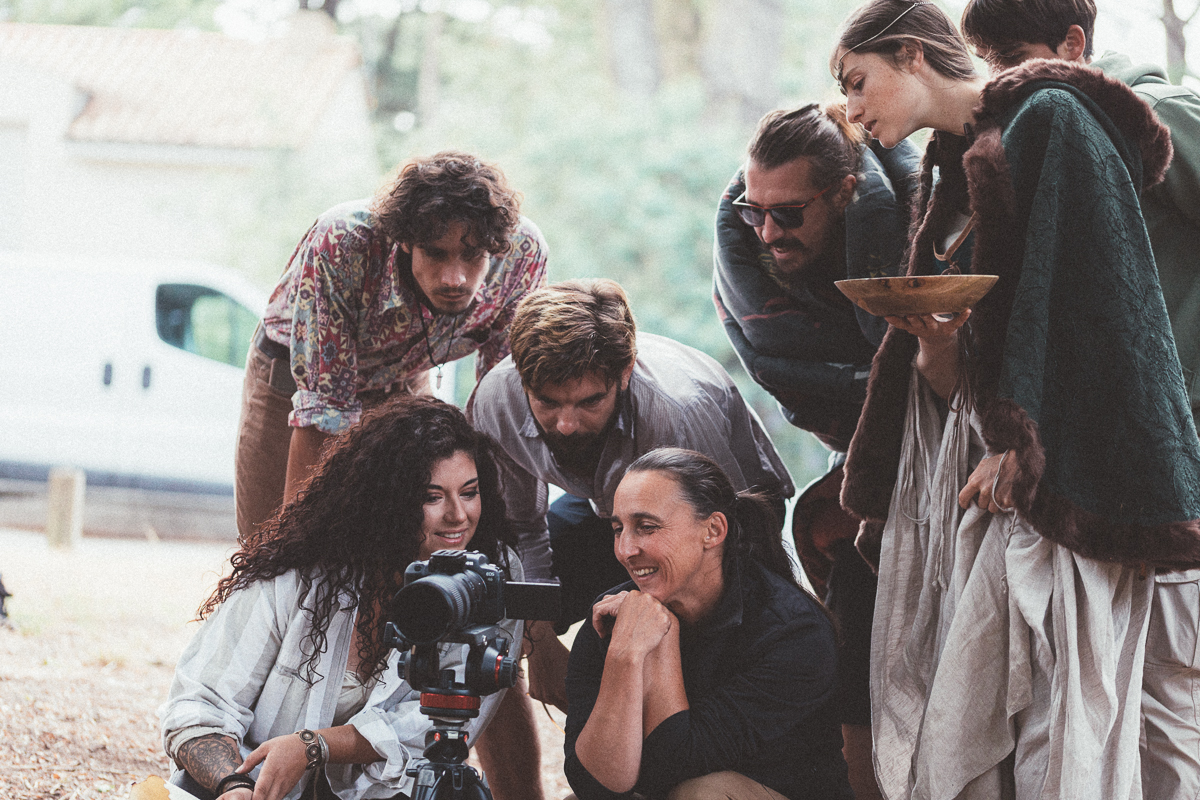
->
[[156, 284, 259, 368]]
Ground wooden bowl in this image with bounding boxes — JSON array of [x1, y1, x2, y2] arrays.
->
[[835, 274, 999, 317]]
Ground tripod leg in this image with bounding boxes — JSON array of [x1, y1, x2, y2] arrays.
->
[[424, 766, 493, 800]]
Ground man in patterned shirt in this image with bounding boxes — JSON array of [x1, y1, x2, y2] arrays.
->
[[234, 151, 548, 800], [236, 150, 547, 539]]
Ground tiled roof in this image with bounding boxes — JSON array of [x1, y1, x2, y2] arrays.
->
[[0, 13, 363, 149]]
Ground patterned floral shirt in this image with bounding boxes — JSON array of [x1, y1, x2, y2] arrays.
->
[[262, 200, 548, 434]]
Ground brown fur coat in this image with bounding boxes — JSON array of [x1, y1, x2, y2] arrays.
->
[[842, 59, 1200, 569]]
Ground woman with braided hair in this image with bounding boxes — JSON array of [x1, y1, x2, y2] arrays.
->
[[160, 396, 524, 800], [563, 448, 851, 800]]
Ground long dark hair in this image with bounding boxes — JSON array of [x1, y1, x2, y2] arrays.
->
[[624, 448, 799, 590], [201, 396, 514, 683], [831, 0, 977, 85]]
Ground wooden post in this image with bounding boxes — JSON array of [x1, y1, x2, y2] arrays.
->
[[46, 467, 85, 549]]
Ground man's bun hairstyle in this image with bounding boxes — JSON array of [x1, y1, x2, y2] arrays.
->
[[747, 102, 867, 189]]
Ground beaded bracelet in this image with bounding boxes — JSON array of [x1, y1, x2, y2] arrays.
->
[[215, 773, 256, 796]]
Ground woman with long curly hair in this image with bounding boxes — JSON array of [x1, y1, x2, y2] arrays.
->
[[161, 396, 522, 800]]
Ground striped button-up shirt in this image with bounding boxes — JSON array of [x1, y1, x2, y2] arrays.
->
[[262, 200, 548, 434], [159, 562, 522, 800], [468, 333, 794, 579]]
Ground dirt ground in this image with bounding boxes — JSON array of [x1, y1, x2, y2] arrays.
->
[[0, 528, 571, 800]]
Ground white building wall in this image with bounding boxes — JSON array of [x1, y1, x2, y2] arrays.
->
[[0, 61, 378, 282]]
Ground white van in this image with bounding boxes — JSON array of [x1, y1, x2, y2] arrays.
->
[[0, 252, 265, 494]]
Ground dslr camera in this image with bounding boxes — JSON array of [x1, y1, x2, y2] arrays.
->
[[386, 549, 560, 698], [385, 550, 561, 800]]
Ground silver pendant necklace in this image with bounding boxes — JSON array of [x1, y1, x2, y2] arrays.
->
[[419, 309, 461, 390]]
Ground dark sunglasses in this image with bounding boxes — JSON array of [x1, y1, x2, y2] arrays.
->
[[732, 182, 837, 229]]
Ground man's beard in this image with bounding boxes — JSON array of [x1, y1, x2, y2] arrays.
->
[[544, 429, 606, 476], [766, 238, 814, 293], [766, 232, 841, 295]]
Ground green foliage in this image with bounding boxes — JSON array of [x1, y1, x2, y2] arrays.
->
[[492, 83, 745, 357]]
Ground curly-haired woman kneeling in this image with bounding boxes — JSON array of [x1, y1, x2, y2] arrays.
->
[[161, 396, 521, 800]]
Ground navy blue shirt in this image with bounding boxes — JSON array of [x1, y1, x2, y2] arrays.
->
[[564, 560, 852, 800]]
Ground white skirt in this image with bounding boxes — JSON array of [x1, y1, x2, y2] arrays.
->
[[870, 367, 1154, 800]]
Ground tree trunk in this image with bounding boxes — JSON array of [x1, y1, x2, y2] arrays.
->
[[298, 0, 340, 21], [373, 14, 406, 114], [1162, 0, 1188, 84], [701, 0, 784, 125], [418, 10, 445, 127], [655, 0, 703, 81], [602, 0, 662, 98]]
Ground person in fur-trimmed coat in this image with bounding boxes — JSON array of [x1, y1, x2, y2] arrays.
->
[[830, 0, 1200, 797]]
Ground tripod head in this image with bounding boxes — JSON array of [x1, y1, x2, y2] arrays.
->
[[385, 618, 521, 799], [385, 551, 560, 799], [407, 696, 490, 800]]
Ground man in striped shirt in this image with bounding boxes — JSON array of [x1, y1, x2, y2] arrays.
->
[[469, 279, 794, 710]]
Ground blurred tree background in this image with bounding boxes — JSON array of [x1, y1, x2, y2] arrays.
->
[[1, 0, 1188, 487]]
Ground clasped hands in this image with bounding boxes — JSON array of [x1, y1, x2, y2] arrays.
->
[[591, 590, 678, 657]]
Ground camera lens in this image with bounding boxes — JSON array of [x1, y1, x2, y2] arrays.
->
[[391, 571, 486, 644]]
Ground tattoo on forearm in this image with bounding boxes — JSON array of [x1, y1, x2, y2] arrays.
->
[[175, 733, 242, 793]]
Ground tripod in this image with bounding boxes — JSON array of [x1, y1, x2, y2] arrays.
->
[[407, 694, 492, 800]]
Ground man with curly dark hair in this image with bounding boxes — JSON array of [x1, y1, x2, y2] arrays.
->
[[235, 150, 548, 543], [233, 151, 548, 800]]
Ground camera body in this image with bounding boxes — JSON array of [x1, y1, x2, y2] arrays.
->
[[386, 550, 560, 701], [397, 550, 507, 642], [385, 550, 560, 799], [391, 549, 561, 646]]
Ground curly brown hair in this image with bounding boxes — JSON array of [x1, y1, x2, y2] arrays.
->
[[200, 396, 515, 684], [509, 279, 638, 392], [371, 150, 521, 256]]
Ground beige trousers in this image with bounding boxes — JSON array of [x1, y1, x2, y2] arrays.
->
[[233, 344, 294, 541], [233, 342, 428, 541], [1142, 569, 1200, 800]]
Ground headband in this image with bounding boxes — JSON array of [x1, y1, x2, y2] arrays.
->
[[837, 1, 931, 82]]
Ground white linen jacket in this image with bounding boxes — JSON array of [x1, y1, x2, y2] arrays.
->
[[159, 560, 523, 799]]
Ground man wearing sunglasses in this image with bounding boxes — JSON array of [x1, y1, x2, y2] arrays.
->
[[712, 102, 918, 800], [714, 101, 918, 453]]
